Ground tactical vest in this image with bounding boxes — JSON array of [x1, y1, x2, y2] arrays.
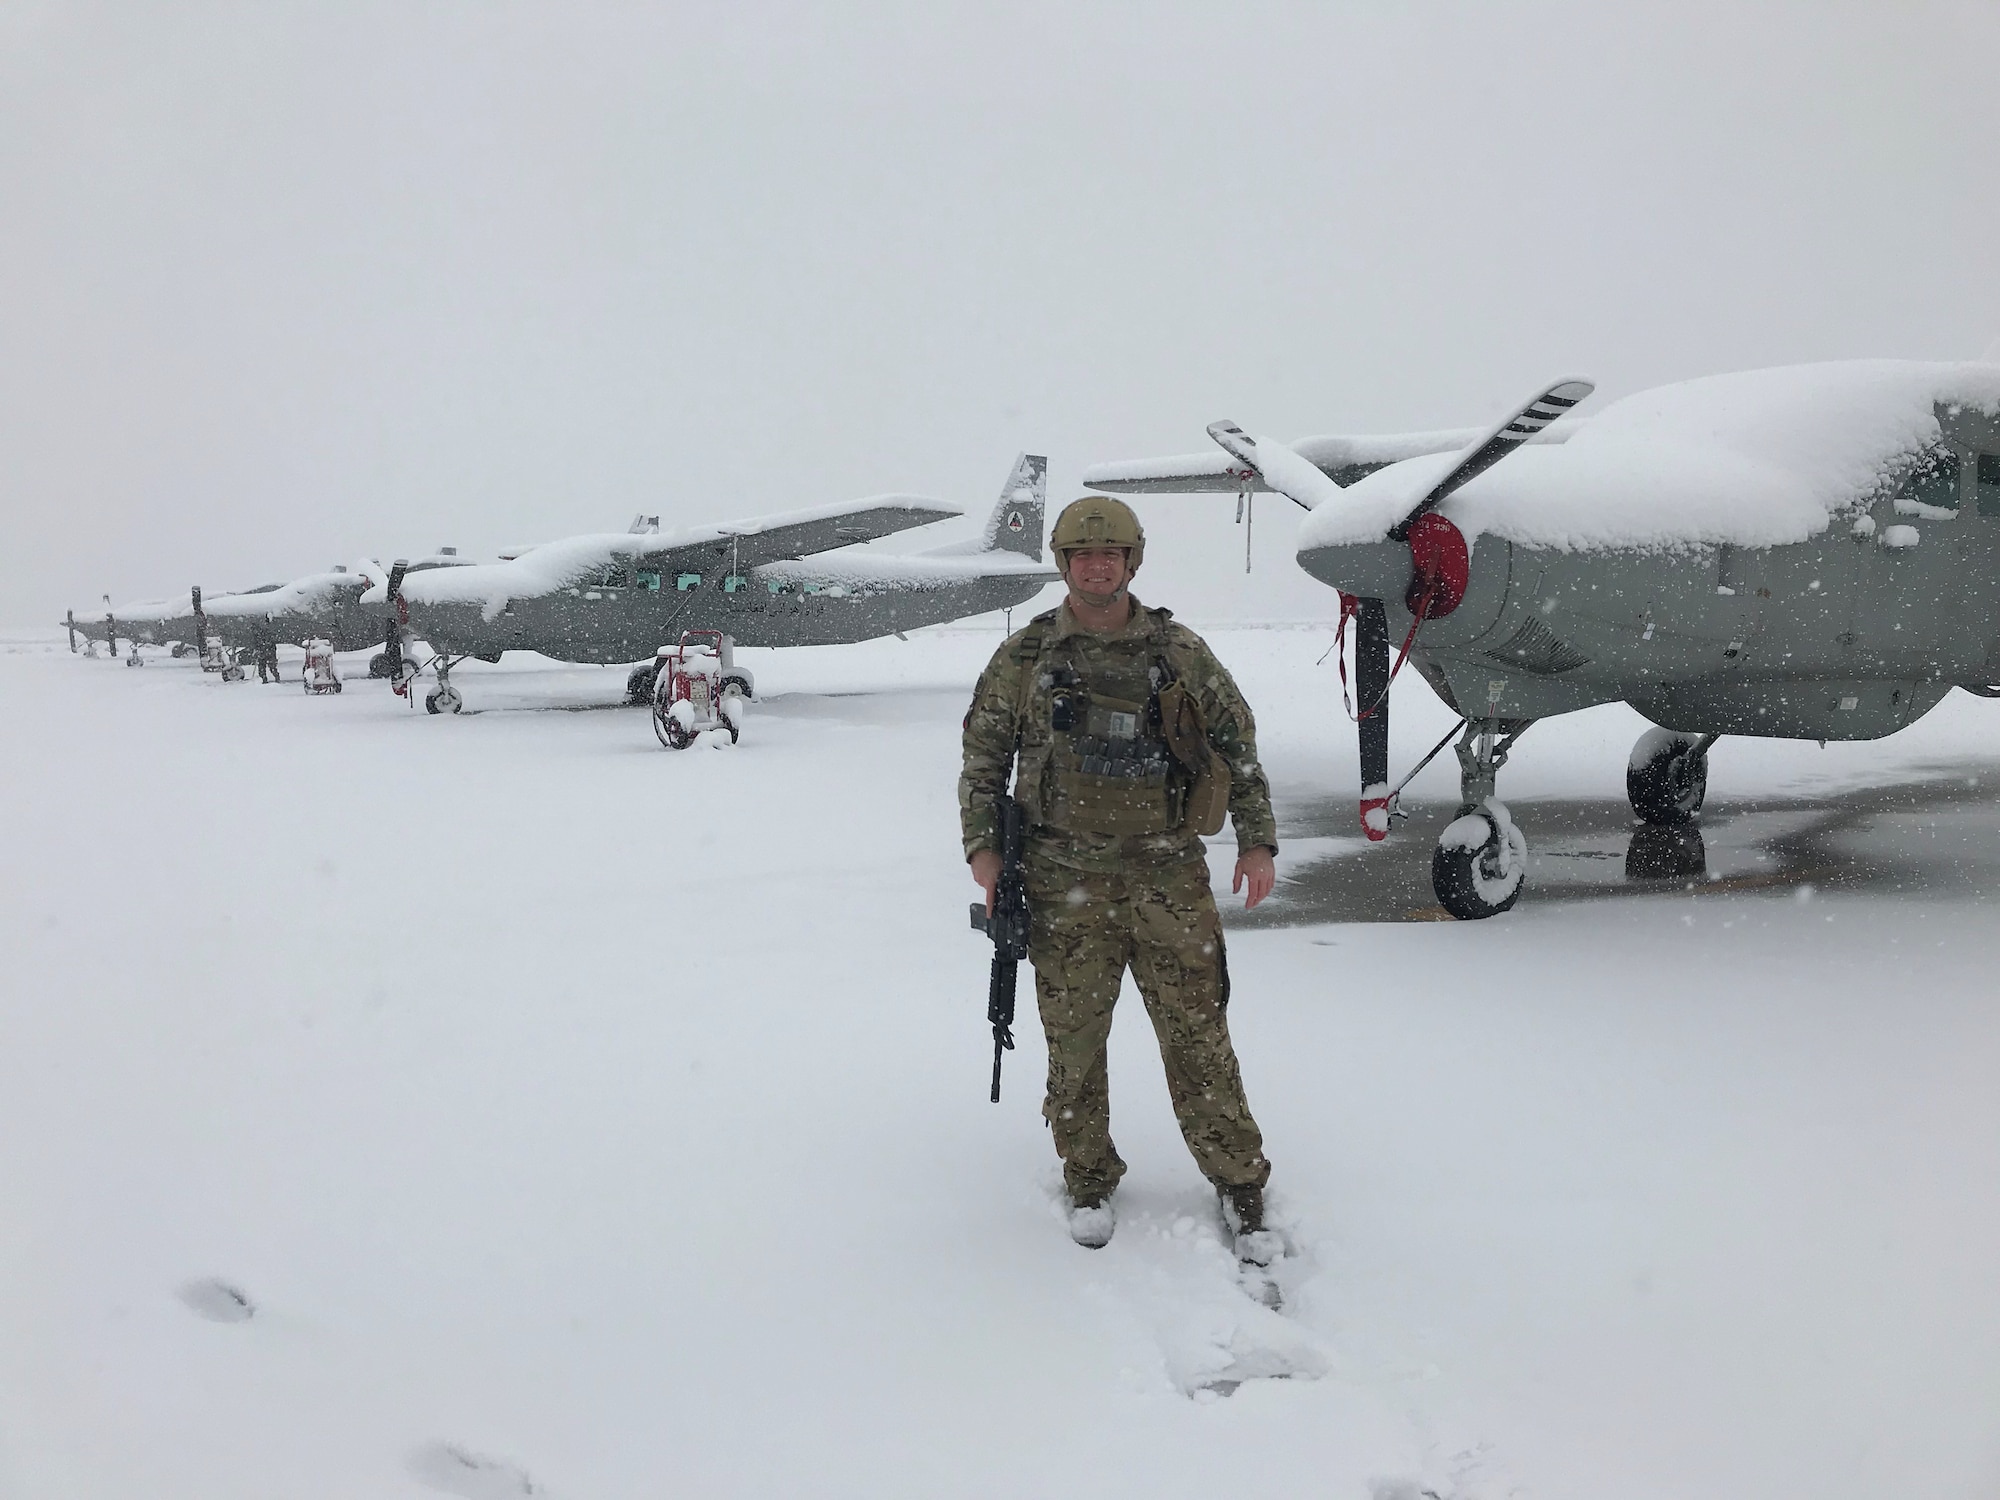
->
[[1010, 609, 1220, 838], [1041, 645, 1176, 836]]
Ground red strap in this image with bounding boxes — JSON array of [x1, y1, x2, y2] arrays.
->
[[1334, 590, 1433, 724]]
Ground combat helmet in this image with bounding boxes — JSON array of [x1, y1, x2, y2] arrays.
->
[[1050, 496, 1146, 573]]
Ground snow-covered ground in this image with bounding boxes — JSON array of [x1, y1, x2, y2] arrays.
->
[[3, 626, 1998, 1500]]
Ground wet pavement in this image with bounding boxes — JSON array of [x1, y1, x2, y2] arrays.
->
[[1232, 768, 2000, 926]]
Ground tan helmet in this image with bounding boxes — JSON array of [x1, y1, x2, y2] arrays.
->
[[1050, 496, 1146, 572]]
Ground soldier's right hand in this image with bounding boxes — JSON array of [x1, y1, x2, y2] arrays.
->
[[969, 849, 1002, 916]]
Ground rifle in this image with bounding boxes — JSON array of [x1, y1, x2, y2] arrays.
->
[[968, 793, 1029, 1103]]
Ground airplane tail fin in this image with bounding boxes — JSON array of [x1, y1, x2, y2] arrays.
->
[[981, 453, 1047, 558]]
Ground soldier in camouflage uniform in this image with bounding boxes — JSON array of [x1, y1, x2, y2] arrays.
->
[[960, 497, 1280, 1258]]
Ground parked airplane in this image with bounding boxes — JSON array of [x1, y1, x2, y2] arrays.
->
[[1087, 361, 2000, 918], [67, 556, 473, 668], [372, 455, 1057, 713]]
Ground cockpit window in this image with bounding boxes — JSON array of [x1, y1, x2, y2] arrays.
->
[[1904, 447, 1961, 514], [1978, 454, 2000, 516]]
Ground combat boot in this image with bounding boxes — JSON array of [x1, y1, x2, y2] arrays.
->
[[1065, 1193, 1115, 1250], [1218, 1184, 1280, 1267]]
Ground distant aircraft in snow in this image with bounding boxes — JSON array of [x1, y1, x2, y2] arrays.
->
[[66, 554, 474, 667], [371, 454, 1058, 713]]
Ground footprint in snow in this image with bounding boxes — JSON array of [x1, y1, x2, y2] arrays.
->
[[177, 1277, 255, 1323], [408, 1441, 542, 1499], [1052, 1181, 1329, 1398]]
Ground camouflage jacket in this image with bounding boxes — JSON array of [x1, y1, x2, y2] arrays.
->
[[959, 596, 1278, 870]]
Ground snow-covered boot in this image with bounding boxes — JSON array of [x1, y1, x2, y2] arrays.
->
[[1066, 1194, 1115, 1250], [1218, 1184, 1280, 1267]]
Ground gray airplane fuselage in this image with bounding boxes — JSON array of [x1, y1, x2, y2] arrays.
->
[[1305, 403, 2000, 741], [398, 559, 1056, 663]]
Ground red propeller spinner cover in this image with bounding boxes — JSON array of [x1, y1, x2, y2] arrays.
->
[[1405, 512, 1469, 619]]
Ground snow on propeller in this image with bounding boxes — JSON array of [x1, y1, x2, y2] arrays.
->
[[1091, 379, 1591, 842], [1209, 381, 1591, 836]]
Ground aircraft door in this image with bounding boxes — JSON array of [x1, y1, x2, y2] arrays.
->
[[1843, 444, 1975, 678], [1960, 444, 2000, 676]]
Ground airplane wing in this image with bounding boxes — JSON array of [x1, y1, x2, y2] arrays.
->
[[1084, 423, 1582, 496], [630, 494, 962, 572]]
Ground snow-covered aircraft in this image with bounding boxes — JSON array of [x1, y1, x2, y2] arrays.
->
[[1087, 361, 2000, 918], [67, 556, 470, 670], [372, 455, 1057, 713]]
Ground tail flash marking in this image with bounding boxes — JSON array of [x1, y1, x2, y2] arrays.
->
[[982, 453, 1047, 559]]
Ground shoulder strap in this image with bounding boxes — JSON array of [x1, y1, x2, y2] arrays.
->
[[1006, 610, 1063, 747], [1010, 608, 1059, 664]]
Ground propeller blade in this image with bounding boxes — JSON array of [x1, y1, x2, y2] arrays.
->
[[382, 560, 412, 689], [1204, 421, 1343, 511], [1354, 598, 1392, 840], [1387, 378, 1593, 541]]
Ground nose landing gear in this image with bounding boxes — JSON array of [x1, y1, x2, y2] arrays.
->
[[1429, 716, 1535, 920]]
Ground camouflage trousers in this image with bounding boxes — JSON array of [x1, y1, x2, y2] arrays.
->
[[1024, 846, 1271, 1204]]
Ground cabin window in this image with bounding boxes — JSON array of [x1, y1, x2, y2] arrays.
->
[[1979, 454, 2000, 517], [1905, 447, 1961, 513], [677, 573, 703, 591], [636, 571, 661, 592], [723, 575, 749, 593], [766, 579, 786, 594]]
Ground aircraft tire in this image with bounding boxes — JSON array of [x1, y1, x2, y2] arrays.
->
[[1627, 729, 1708, 826], [1431, 806, 1525, 920], [368, 652, 394, 679]]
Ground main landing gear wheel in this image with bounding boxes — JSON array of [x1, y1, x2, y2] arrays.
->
[[368, 651, 396, 679], [1627, 728, 1710, 826], [1432, 800, 1527, 920], [425, 684, 464, 715]]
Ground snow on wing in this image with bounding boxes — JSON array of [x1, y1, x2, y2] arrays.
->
[[1083, 424, 1578, 496], [655, 495, 964, 570]]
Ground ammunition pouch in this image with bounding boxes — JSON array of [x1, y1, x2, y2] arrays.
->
[[1045, 690, 1176, 835], [1157, 678, 1230, 838]]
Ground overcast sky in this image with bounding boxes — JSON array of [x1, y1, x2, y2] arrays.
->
[[6, 1, 1999, 626]]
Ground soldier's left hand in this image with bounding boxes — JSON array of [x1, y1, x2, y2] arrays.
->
[[1233, 846, 1275, 910]]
